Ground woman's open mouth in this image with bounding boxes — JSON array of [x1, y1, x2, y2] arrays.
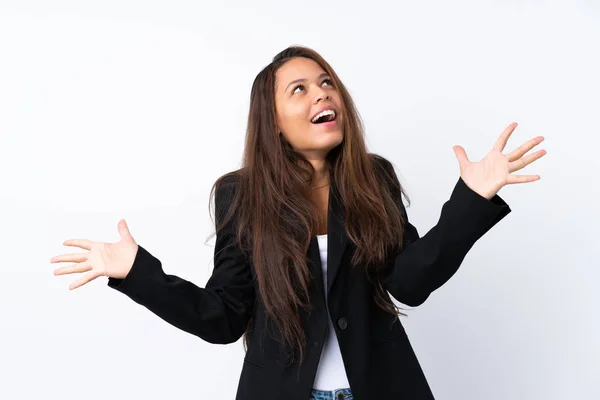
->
[[311, 109, 337, 128]]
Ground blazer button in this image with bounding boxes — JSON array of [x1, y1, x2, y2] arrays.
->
[[337, 317, 348, 330]]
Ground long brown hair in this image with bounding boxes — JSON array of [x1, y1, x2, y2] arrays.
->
[[208, 45, 410, 363]]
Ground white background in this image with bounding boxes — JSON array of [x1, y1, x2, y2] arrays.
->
[[1, 1, 598, 399]]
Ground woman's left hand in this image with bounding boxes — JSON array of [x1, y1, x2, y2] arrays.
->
[[452, 122, 547, 200]]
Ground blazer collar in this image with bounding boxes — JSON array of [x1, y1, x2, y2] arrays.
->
[[308, 178, 348, 298], [326, 179, 349, 294], [308, 180, 349, 297]]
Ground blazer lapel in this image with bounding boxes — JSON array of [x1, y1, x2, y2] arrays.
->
[[326, 180, 349, 295]]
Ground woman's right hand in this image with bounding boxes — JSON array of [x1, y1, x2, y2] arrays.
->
[[50, 219, 139, 290]]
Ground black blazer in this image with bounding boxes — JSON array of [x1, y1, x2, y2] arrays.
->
[[107, 156, 511, 399]]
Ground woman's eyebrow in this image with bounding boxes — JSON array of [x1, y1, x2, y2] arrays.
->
[[284, 72, 330, 92]]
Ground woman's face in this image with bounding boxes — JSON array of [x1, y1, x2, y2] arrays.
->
[[274, 57, 344, 160]]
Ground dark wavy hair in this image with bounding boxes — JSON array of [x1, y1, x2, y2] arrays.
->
[[208, 45, 410, 364]]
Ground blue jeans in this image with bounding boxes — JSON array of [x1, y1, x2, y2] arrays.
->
[[310, 387, 353, 400]]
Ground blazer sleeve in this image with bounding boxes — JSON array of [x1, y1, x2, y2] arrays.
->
[[377, 157, 512, 307], [106, 174, 255, 344]]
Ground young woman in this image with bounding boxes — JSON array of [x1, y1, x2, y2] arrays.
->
[[50, 46, 546, 400]]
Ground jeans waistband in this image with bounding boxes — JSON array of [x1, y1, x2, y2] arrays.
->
[[310, 387, 353, 400]]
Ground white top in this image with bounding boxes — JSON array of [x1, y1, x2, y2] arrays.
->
[[312, 234, 351, 390]]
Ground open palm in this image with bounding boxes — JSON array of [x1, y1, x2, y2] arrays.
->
[[50, 219, 138, 290], [453, 122, 546, 200]]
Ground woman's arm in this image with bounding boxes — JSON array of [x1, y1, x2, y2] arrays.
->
[[107, 175, 255, 344], [377, 157, 511, 306]]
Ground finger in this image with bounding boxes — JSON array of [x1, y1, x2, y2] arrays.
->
[[509, 149, 547, 173], [118, 219, 133, 241], [506, 174, 541, 184], [50, 252, 89, 264], [54, 262, 92, 276], [493, 122, 518, 152], [452, 145, 469, 169], [69, 271, 99, 290], [506, 136, 545, 162], [62, 239, 94, 250]]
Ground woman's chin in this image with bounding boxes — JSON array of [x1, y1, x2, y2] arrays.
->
[[319, 127, 342, 138], [314, 132, 343, 151]]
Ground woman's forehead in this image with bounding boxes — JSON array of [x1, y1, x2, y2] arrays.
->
[[275, 58, 326, 88]]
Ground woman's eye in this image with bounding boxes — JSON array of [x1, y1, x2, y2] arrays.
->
[[292, 79, 332, 95], [292, 84, 304, 94]]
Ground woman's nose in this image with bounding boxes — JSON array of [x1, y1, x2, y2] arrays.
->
[[313, 88, 331, 103]]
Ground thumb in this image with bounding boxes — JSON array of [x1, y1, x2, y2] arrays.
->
[[117, 219, 134, 242], [452, 145, 469, 169]]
